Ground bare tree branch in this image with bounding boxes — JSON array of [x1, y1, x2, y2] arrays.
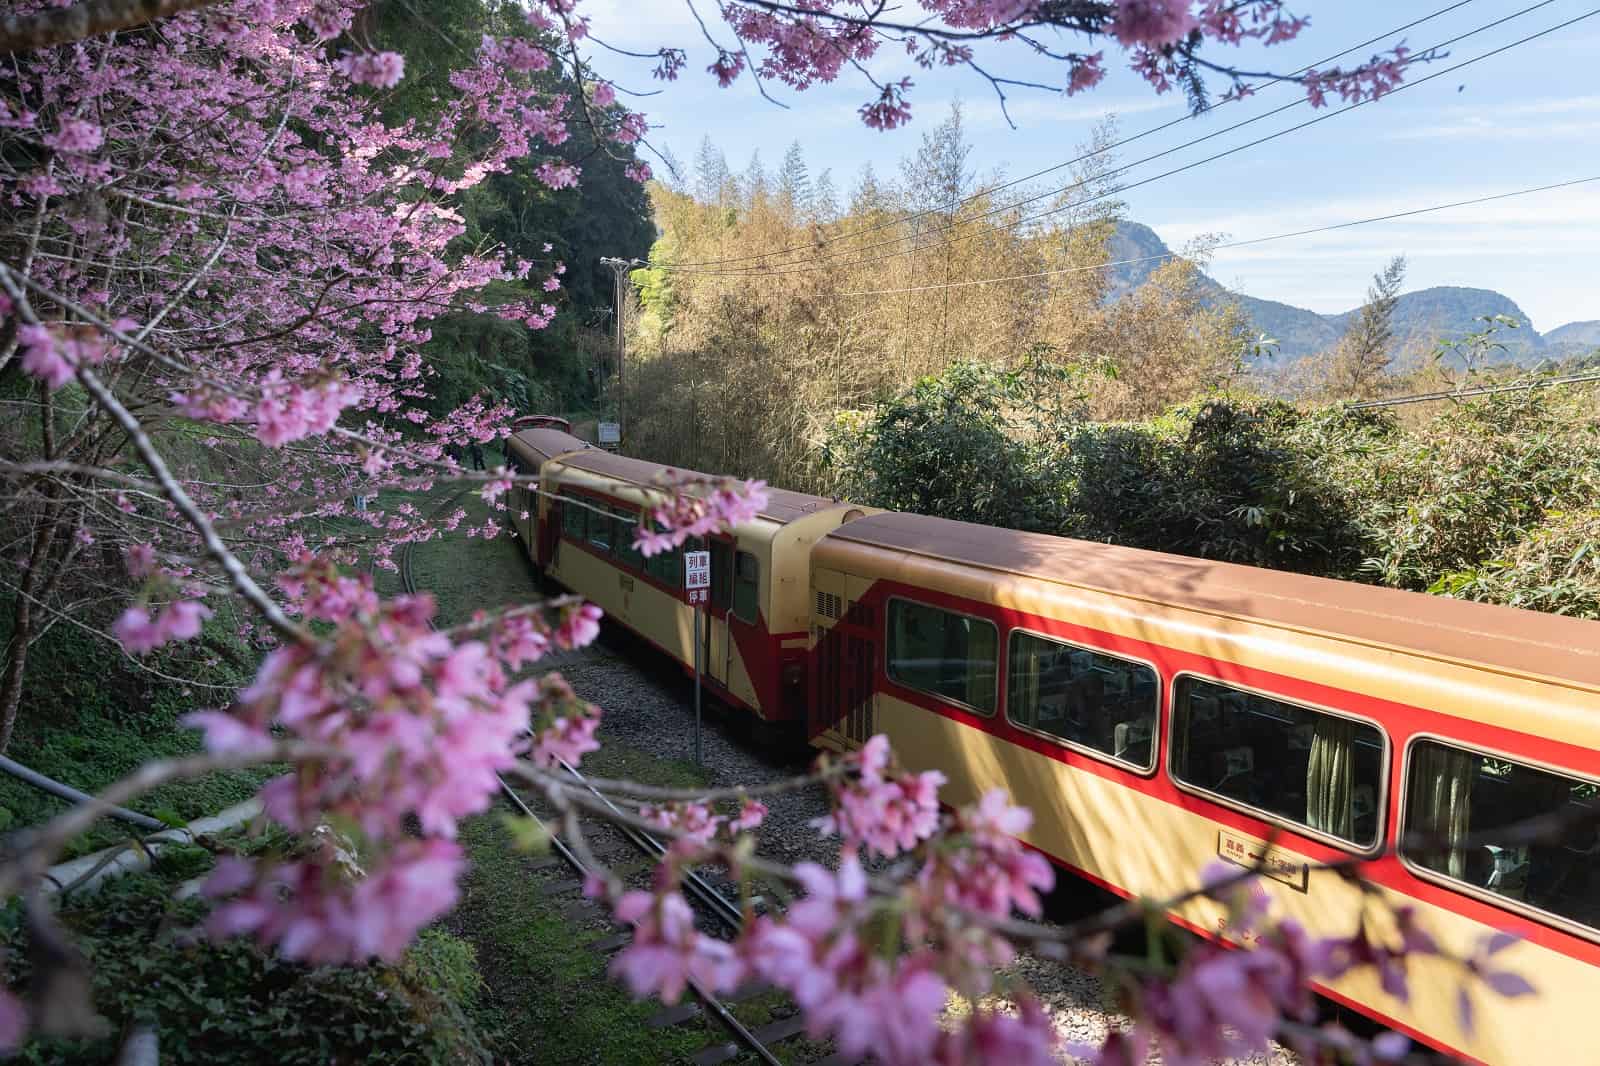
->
[[1, 0, 222, 54]]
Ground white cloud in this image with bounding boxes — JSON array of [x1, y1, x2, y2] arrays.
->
[[1383, 95, 1600, 140], [1149, 183, 1600, 247]]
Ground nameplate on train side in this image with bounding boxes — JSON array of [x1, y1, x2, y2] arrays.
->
[[1216, 829, 1308, 892]]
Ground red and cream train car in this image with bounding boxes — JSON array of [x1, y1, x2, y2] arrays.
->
[[507, 424, 1600, 1062], [505, 427, 871, 734], [808, 510, 1600, 1064]]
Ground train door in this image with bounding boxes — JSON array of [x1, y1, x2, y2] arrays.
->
[[809, 577, 876, 747], [701, 536, 735, 694], [539, 494, 561, 569]]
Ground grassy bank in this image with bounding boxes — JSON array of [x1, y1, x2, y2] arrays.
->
[[0, 599, 273, 856], [3, 842, 486, 1065], [409, 483, 733, 1064]]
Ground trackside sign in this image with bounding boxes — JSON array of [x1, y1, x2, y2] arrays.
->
[[684, 550, 710, 605]]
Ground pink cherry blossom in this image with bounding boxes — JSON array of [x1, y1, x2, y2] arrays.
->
[[336, 51, 407, 89], [732, 798, 767, 831], [535, 161, 581, 190], [1109, 0, 1198, 49], [43, 117, 103, 154], [206, 840, 462, 964], [124, 542, 156, 577], [17, 324, 72, 389], [632, 476, 770, 557], [113, 598, 211, 655], [183, 710, 276, 755], [554, 602, 602, 649], [0, 989, 26, 1055], [610, 890, 743, 1002]]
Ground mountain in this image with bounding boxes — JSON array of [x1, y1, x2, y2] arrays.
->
[[1103, 221, 1595, 366], [1545, 320, 1600, 355]]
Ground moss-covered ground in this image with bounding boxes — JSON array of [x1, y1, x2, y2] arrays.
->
[[407, 477, 740, 1064]]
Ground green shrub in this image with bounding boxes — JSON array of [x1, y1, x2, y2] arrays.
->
[[824, 363, 1600, 615], [0, 610, 271, 857], [2, 866, 488, 1065]]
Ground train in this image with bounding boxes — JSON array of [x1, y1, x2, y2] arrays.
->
[[505, 423, 1600, 1065]]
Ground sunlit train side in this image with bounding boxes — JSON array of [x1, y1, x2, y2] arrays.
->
[[505, 426, 871, 732], [807, 510, 1600, 1065]]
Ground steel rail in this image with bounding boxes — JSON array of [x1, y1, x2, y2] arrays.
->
[[397, 496, 783, 1066], [554, 755, 747, 934], [494, 771, 782, 1066]]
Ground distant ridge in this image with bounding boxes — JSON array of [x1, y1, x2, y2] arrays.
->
[[1104, 221, 1597, 366]]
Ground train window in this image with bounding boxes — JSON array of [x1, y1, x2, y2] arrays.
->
[[1402, 740, 1600, 932], [1007, 632, 1157, 770], [645, 545, 681, 587], [1170, 677, 1384, 848], [614, 507, 644, 571], [561, 498, 585, 541], [733, 551, 759, 623], [886, 598, 997, 715], [587, 506, 613, 553]]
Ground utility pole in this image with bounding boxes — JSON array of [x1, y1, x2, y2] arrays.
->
[[599, 256, 643, 446]]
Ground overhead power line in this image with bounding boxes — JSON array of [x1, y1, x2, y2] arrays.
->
[[826, 174, 1600, 296], [1349, 372, 1600, 409], [659, 2, 1593, 280], [664, 0, 1484, 269]]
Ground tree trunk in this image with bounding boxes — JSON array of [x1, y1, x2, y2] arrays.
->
[[0, 513, 60, 754]]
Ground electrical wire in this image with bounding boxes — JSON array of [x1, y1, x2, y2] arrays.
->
[[1349, 371, 1600, 409], [823, 174, 1600, 296], [659, 3, 1594, 279], [663, 0, 1487, 268]]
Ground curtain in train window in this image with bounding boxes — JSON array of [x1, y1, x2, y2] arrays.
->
[[733, 551, 760, 623], [1006, 631, 1157, 768], [1171, 677, 1383, 847], [1403, 741, 1600, 930], [1405, 742, 1476, 879], [886, 599, 997, 714], [1307, 718, 1356, 839]]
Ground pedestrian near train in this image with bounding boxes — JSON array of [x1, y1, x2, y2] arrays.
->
[[469, 442, 485, 470]]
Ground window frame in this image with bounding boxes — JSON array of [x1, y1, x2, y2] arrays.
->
[[561, 496, 586, 542], [1003, 627, 1162, 776], [882, 595, 1000, 719], [1398, 732, 1600, 943], [613, 505, 644, 571], [586, 503, 615, 554], [1166, 670, 1392, 856]]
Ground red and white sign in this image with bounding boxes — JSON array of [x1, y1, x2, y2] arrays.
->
[[687, 588, 708, 606], [684, 550, 711, 593]]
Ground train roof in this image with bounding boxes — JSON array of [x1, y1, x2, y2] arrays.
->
[[507, 427, 591, 463], [824, 510, 1600, 690], [554, 449, 847, 525]]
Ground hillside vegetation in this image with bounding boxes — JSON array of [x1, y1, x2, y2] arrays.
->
[[627, 112, 1258, 490], [621, 118, 1600, 618], [823, 363, 1600, 617]]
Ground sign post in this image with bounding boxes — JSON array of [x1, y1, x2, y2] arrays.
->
[[683, 549, 711, 765]]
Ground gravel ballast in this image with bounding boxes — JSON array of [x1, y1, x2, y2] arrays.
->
[[547, 624, 1298, 1065]]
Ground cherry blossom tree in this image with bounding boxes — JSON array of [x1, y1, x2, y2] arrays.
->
[[0, 0, 1531, 1061]]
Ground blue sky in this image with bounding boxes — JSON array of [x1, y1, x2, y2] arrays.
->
[[581, 2, 1600, 330]]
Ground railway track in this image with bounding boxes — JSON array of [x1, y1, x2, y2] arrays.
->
[[398, 504, 842, 1066]]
